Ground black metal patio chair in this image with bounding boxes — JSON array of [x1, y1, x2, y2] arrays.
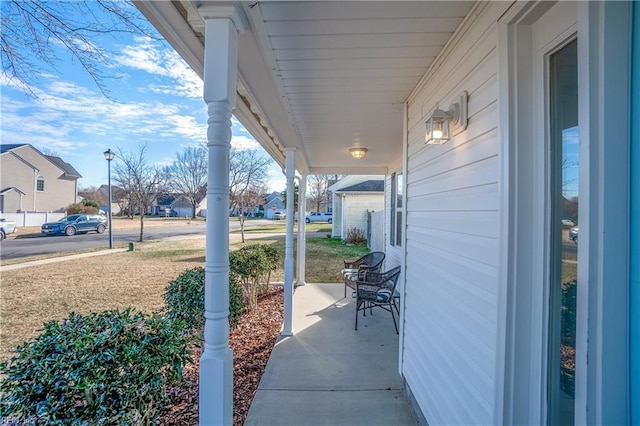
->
[[346, 265, 401, 334], [341, 251, 386, 297]]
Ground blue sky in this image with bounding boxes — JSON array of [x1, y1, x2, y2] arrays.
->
[[0, 3, 286, 193], [562, 126, 579, 198]]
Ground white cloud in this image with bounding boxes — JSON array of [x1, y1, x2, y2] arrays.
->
[[231, 135, 260, 150], [0, 80, 207, 159], [154, 156, 176, 167], [113, 37, 203, 98], [267, 166, 286, 192]]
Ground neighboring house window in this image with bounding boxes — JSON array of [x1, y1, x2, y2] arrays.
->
[[36, 176, 45, 192], [390, 173, 403, 247]]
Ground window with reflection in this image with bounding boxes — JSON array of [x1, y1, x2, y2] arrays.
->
[[390, 173, 403, 247], [548, 38, 578, 425]]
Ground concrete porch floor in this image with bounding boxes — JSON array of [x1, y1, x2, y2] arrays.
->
[[245, 283, 417, 425]]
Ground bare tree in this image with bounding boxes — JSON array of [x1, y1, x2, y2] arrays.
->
[[1, 0, 154, 98], [280, 184, 299, 212], [229, 148, 272, 242], [165, 146, 208, 218], [307, 175, 339, 213], [78, 185, 108, 206], [112, 145, 165, 242]]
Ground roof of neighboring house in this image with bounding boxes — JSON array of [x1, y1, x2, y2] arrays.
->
[[0, 144, 26, 154], [327, 174, 385, 192], [265, 191, 282, 202], [156, 194, 176, 205], [45, 155, 82, 178], [0, 144, 82, 179], [0, 186, 27, 196], [334, 180, 384, 193]]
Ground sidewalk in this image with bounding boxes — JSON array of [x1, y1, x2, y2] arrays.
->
[[0, 248, 129, 272], [245, 283, 417, 425]]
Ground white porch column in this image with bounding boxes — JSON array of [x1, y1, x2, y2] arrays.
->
[[282, 148, 296, 335], [296, 173, 307, 286], [198, 7, 246, 425]]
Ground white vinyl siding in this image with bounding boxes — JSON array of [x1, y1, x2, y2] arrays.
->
[[341, 193, 384, 238], [402, 2, 510, 424]]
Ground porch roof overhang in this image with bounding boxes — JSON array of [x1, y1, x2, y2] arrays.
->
[[133, 1, 475, 175]]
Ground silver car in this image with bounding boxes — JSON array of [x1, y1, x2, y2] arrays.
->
[[569, 226, 578, 244]]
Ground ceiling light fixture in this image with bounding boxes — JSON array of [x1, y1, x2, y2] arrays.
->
[[349, 147, 368, 160]]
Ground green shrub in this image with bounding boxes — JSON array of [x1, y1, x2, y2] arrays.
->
[[164, 267, 245, 332], [229, 274, 245, 328], [0, 310, 190, 425], [82, 199, 100, 209], [66, 202, 98, 214], [164, 267, 206, 332], [230, 244, 280, 309]]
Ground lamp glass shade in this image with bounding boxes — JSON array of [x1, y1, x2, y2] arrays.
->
[[349, 147, 368, 159], [425, 108, 450, 145], [103, 149, 115, 161]]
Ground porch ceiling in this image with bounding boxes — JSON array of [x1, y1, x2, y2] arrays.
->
[[134, 1, 475, 175]]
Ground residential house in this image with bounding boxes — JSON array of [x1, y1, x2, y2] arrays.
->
[[97, 184, 124, 216], [263, 191, 284, 219], [0, 144, 81, 213], [135, 1, 637, 424], [150, 193, 207, 217], [328, 176, 384, 240]]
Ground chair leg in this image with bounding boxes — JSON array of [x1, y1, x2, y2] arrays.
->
[[390, 303, 398, 334]]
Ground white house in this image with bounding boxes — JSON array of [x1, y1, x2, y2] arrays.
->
[[134, 1, 637, 424], [328, 176, 384, 240]]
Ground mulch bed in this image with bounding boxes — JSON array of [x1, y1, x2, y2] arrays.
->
[[161, 286, 284, 425]]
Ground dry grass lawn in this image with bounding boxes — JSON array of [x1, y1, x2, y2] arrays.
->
[[1, 238, 207, 361], [0, 233, 367, 362]]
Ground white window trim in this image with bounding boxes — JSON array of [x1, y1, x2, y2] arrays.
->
[[36, 176, 45, 192], [497, 1, 631, 424], [575, 2, 631, 424], [497, 2, 577, 424]]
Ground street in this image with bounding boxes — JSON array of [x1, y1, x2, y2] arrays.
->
[[0, 219, 275, 260]]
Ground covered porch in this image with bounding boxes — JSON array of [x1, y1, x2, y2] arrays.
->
[[131, 1, 458, 423], [245, 283, 416, 425], [133, 1, 636, 425]]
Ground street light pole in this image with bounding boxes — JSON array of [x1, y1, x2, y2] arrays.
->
[[103, 149, 115, 249]]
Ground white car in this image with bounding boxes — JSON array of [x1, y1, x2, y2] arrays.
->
[[273, 211, 286, 220], [0, 218, 18, 242], [305, 212, 332, 224]]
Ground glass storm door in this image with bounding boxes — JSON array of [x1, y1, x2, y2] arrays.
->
[[548, 38, 578, 425]]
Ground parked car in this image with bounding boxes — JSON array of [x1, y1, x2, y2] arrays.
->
[[41, 214, 108, 236], [569, 226, 578, 244], [0, 218, 18, 242], [273, 211, 286, 220], [163, 208, 179, 217], [562, 219, 575, 227], [305, 212, 332, 224]]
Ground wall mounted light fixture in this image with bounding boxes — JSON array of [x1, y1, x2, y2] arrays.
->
[[350, 147, 368, 159], [425, 91, 468, 145]]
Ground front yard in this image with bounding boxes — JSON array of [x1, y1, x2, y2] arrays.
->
[[0, 231, 368, 424]]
